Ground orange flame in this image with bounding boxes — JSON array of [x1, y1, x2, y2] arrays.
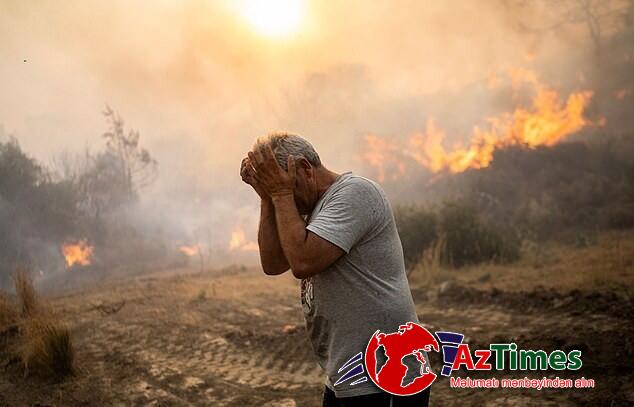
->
[[62, 240, 93, 267], [363, 71, 597, 175], [360, 135, 407, 183], [229, 227, 258, 252], [179, 245, 199, 256]]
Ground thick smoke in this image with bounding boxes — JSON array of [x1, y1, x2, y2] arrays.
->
[[1, 0, 632, 271]]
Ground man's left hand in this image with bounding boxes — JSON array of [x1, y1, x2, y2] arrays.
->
[[248, 145, 296, 197]]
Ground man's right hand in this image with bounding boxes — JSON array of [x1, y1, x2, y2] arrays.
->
[[240, 157, 269, 200]]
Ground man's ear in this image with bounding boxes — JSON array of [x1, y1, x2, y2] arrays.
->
[[296, 157, 311, 169], [296, 157, 313, 178]]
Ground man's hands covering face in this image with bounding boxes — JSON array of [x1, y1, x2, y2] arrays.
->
[[240, 156, 268, 199], [245, 144, 296, 198]]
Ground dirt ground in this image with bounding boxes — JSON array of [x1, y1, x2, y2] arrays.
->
[[1, 234, 633, 406]]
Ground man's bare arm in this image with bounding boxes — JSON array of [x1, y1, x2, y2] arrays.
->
[[248, 145, 344, 279], [271, 192, 344, 280], [240, 156, 289, 275], [258, 199, 290, 275]]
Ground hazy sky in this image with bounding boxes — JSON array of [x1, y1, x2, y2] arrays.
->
[[0, 0, 605, 254]]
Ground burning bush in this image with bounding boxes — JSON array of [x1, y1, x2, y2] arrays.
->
[[0, 269, 74, 378], [362, 70, 597, 178], [447, 134, 634, 239], [0, 110, 170, 285], [62, 240, 94, 268], [389, 132, 634, 249]]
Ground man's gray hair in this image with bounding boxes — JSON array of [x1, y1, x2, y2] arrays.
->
[[255, 133, 321, 170]]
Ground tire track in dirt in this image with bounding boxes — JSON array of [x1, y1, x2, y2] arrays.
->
[[82, 316, 323, 405], [413, 285, 634, 406]]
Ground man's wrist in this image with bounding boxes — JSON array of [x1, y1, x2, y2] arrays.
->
[[270, 191, 294, 205]]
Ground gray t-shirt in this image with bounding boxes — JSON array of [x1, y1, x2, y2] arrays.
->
[[302, 172, 424, 397]]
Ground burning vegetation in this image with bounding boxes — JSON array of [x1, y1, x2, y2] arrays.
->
[[179, 245, 199, 257], [363, 71, 597, 179], [0, 110, 172, 288], [229, 226, 258, 252], [0, 1, 633, 405], [62, 240, 94, 268]]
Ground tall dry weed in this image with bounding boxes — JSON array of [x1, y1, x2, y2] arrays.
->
[[20, 316, 74, 377], [0, 291, 18, 330], [1, 268, 75, 378], [13, 268, 39, 318], [411, 236, 447, 286]]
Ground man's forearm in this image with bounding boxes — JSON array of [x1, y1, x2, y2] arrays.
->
[[270, 193, 311, 275], [258, 199, 290, 275]]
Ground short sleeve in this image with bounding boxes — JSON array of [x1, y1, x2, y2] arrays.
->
[[306, 179, 384, 253]]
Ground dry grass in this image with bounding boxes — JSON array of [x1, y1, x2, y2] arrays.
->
[[410, 236, 447, 286], [14, 268, 39, 318], [0, 268, 74, 378], [406, 230, 634, 296], [195, 287, 207, 301], [426, 231, 634, 293], [20, 316, 74, 377], [0, 291, 18, 331]]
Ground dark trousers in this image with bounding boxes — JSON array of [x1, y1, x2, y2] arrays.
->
[[322, 386, 430, 407]]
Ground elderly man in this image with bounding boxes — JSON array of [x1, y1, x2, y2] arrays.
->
[[240, 134, 430, 407]]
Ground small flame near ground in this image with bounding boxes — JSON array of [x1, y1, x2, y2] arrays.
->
[[62, 240, 93, 268], [362, 69, 602, 180], [179, 245, 199, 257], [229, 227, 258, 252]]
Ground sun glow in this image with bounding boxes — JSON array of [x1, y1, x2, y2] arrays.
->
[[236, 0, 306, 38]]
